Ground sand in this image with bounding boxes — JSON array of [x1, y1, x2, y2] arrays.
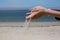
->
[[0, 22, 60, 40]]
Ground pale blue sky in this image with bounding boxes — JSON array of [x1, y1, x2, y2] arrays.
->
[[0, 0, 60, 10]]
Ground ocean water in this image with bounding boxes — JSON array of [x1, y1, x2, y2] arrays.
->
[[0, 10, 27, 22], [0, 9, 57, 22]]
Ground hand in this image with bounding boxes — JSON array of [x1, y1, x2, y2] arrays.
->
[[26, 6, 47, 20], [26, 12, 44, 20]]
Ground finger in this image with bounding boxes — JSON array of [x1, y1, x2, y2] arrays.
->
[[26, 12, 32, 16], [26, 12, 30, 14], [26, 16, 31, 20], [30, 8, 40, 12], [30, 8, 36, 12]]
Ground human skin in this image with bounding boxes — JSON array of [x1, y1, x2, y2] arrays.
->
[[26, 6, 60, 20]]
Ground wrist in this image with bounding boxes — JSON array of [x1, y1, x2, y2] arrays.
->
[[44, 8, 49, 12], [44, 8, 52, 14]]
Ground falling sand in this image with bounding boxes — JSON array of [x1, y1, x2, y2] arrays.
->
[[23, 17, 31, 32]]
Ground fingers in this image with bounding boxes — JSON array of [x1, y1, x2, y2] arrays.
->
[[26, 12, 34, 20], [26, 16, 31, 20], [26, 12, 40, 20], [30, 8, 37, 12], [26, 12, 32, 16], [26, 12, 32, 14], [30, 7, 41, 12], [26, 12, 32, 20]]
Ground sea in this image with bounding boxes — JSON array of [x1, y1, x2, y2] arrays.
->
[[0, 9, 57, 22]]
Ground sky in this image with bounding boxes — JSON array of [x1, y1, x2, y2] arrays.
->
[[0, 0, 60, 10]]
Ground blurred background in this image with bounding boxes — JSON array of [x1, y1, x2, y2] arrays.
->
[[0, 0, 60, 22]]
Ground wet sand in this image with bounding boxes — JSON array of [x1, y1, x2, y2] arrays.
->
[[0, 22, 60, 40]]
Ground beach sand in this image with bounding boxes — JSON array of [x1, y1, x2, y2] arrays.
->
[[0, 22, 60, 40]]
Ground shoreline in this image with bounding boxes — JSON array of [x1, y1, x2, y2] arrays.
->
[[0, 21, 60, 27]]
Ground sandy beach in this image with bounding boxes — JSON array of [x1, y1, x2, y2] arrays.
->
[[0, 21, 60, 40]]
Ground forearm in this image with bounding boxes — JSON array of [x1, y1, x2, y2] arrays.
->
[[45, 9, 60, 18]]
